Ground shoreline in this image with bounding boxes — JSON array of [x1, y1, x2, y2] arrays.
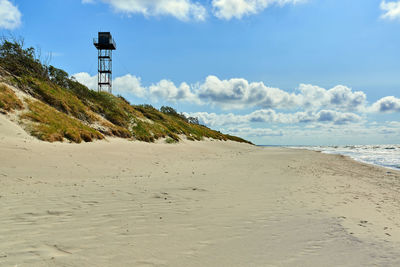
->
[[319, 150, 400, 171], [1, 119, 400, 266], [276, 145, 400, 172]]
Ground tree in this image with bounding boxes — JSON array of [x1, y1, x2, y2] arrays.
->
[[0, 37, 47, 79], [48, 65, 69, 88], [188, 117, 199, 125]]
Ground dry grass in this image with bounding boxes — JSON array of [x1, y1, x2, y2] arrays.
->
[[0, 83, 23, 112], [22, 99, 104, 143], [20, 77, 96, 123]]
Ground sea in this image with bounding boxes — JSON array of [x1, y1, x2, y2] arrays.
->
[[289, 145, 400, 170]]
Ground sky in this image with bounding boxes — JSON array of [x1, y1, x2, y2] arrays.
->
[[1, 0, 400, 145]]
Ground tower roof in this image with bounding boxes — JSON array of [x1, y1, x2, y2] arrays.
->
[[93, 32, 116, 50]]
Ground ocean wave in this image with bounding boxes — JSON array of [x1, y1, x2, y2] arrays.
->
[[291, 145, 400, 170]]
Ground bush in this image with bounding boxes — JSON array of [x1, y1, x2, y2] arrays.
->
[[160, 106, 178, 116], [188, 116, 199, 125], [135, 104, 165, 121], [160, 106, 189, 122]]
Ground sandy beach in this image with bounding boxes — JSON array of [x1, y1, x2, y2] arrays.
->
[[1, 114, 400, 266]]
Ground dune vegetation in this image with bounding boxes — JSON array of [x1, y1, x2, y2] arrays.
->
[[0, 83, 23, 112], [0, 38, 251, 144]]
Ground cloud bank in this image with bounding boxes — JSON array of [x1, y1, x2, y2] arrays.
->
[[197, 76, 367, 111], [73, 72, 397, 116], [0, 0, 21, 29], [83, 0, 306, 21], [220, 122, 400, 142], [74, 73, 371, 112], [82, 0, 400, 22], [185, 109, 362, 127]]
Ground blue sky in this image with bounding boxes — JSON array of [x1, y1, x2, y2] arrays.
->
[[1, 0, 400, 145]]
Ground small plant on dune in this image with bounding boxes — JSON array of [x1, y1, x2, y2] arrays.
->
[[186, 136, 195, 141], [165, 137, 178, 144]]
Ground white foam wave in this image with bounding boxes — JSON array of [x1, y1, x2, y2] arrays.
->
[[292, 145, 400, 170]]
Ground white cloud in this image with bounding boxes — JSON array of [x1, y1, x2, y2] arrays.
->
[[317, 110, 362, 125], [0, 0, 21, 30], [114, 74, 146, 97], [298, 84, 367, 112], [198, 75, 299, 109], [212, 0, 303, 20], [90, 0, 207, 21], [371, 96, 400, 113], [72, 72, 98, 90], [149, 79, 198, 102], [380, 1, 400, 20]]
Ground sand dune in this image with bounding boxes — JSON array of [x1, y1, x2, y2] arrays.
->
[[1, 114, 400, 266]]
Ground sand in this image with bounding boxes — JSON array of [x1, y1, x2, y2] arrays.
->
[[1, 113, 400, 267]]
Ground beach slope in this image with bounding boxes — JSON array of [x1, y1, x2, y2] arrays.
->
[[1, 115, 400, 266]]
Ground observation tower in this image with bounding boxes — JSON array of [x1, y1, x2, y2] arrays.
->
[[93, 32, 116, 93]]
